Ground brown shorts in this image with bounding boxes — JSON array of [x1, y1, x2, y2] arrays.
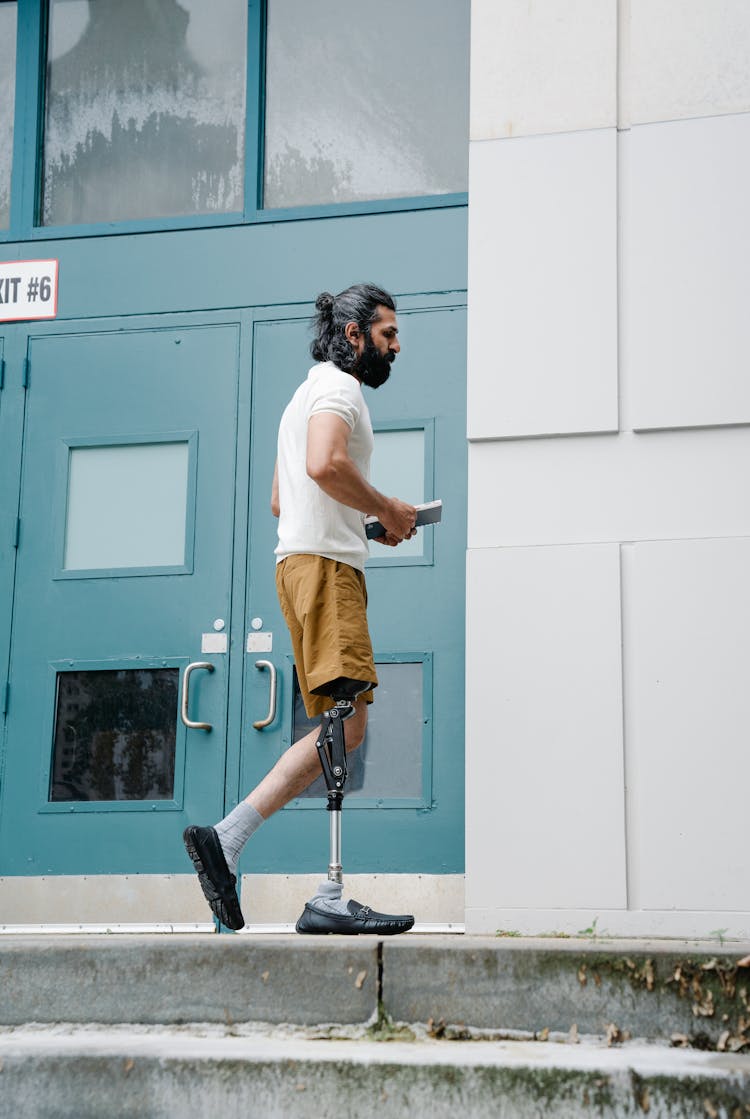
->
[[275, 554, 377, 718]]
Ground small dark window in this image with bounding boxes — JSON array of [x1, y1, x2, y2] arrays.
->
[[292, 662, 424, 800], [50, 668, 178, 802]]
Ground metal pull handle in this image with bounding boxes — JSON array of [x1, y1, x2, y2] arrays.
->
[[253, 660, 277, 729], [181, 661, 215, 731]]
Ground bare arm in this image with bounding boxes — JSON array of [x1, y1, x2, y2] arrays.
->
[[271, 460, 280, 518], [306, 413, 416, 542]]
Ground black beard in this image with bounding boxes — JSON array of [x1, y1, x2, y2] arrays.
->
[[355, 337, 395, 388]]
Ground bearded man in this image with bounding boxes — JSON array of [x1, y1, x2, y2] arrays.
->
[[184, 283, 418, 934]]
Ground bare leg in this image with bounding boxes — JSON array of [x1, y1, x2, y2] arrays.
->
[[245, 698, 368, 820]]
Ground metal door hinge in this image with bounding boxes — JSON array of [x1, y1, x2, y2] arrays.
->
[[22, 357, 30, 389], [12, 517, 20, 548], [0, 357, 5, 390], [1, 681, 8, 716]]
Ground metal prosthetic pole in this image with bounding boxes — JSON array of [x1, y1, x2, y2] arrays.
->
[[315, 700, 351, 884], [329, 800, 342, 884]]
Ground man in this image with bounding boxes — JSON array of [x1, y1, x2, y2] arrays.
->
[[184, 282, 417, 934]]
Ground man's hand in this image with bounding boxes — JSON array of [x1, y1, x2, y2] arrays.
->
[[372, 496, 417, 545]]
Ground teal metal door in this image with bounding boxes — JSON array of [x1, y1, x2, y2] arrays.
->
[[0, 320, 240, 874], [241, 296, 466, 875]]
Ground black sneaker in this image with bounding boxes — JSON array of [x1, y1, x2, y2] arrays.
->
[[183, 825, 245, 931], [296, 898, 414, 936]]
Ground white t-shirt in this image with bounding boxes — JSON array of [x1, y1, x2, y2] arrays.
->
[[275, 361, 374, 572]]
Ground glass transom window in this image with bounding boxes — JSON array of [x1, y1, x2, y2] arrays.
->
[[3, 1, 469, 235], [263, 0, 470, 209], [41, 0, 248, 225]]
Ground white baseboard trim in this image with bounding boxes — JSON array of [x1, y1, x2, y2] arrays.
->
[[241, 874, 465, 925], [0, 874, 465, 927]]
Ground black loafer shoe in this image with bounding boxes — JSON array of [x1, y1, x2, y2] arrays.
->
[[296, 898, 414, 936], [183, 825, 245, 931]]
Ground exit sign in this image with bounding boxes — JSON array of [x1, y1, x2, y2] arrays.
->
[[0, 259, 59, 322]]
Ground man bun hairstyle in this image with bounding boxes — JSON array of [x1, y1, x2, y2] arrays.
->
[[310, 282, 396, 373], [315, 291, 335, 316]]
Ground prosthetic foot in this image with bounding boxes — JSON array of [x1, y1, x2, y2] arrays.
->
[[295, 678, 415, 936]]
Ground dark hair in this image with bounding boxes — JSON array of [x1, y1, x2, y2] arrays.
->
[[310, 283, 396, 372]]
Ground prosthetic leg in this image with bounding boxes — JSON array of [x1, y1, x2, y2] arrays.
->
[[295, 677, 415, 935], [314, 677, 369, 884]]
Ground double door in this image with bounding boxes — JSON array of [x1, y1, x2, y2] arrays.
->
[[0, 297, 465, 882]]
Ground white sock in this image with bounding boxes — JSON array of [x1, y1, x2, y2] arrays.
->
[[309, 879, 351, 916], [213, 801, 264, 878]]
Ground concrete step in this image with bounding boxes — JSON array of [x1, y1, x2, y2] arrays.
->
[[2, 934, 750, 1117], [1, 1023, 749, 1119], [384, 936, 750, 1050], [2, 933, 750, 1049]]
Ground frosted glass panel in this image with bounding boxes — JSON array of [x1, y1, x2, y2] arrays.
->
[[0, 3, 17, 230], [64, 442, 189, 570], [264, 0, 469, 208], [370, 429, 425, 558], [42, 0, 247, 225], [50, 668, 178, 801], [294, 663, 424, 799]]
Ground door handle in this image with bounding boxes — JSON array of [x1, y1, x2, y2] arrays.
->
[[253, 660, 277, 729], [181, 661, 215, 731]]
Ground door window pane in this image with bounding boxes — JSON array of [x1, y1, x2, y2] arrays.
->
[[264, 0, 469, 209], [42, 0, 247, 226], [0, 2, 17, 230], [64, 442, 190, 571], [370, 429, 425, 558], [50, 668, 178, 801], [293, 662, 424, 799]]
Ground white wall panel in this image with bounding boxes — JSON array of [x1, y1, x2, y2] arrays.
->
[[624, 114, 750, 431], [471, 0, 617, 140], [468, 426, 750, 549], [624, 537, 750, 911], [468, 130, 618, 440], [466, 544, 626, 911], [629, 0, 750, 125]]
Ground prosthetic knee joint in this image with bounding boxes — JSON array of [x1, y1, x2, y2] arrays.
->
[[315, 677, 370, 884]]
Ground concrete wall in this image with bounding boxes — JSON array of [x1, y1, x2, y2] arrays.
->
[[466, 0, 750, 937]]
